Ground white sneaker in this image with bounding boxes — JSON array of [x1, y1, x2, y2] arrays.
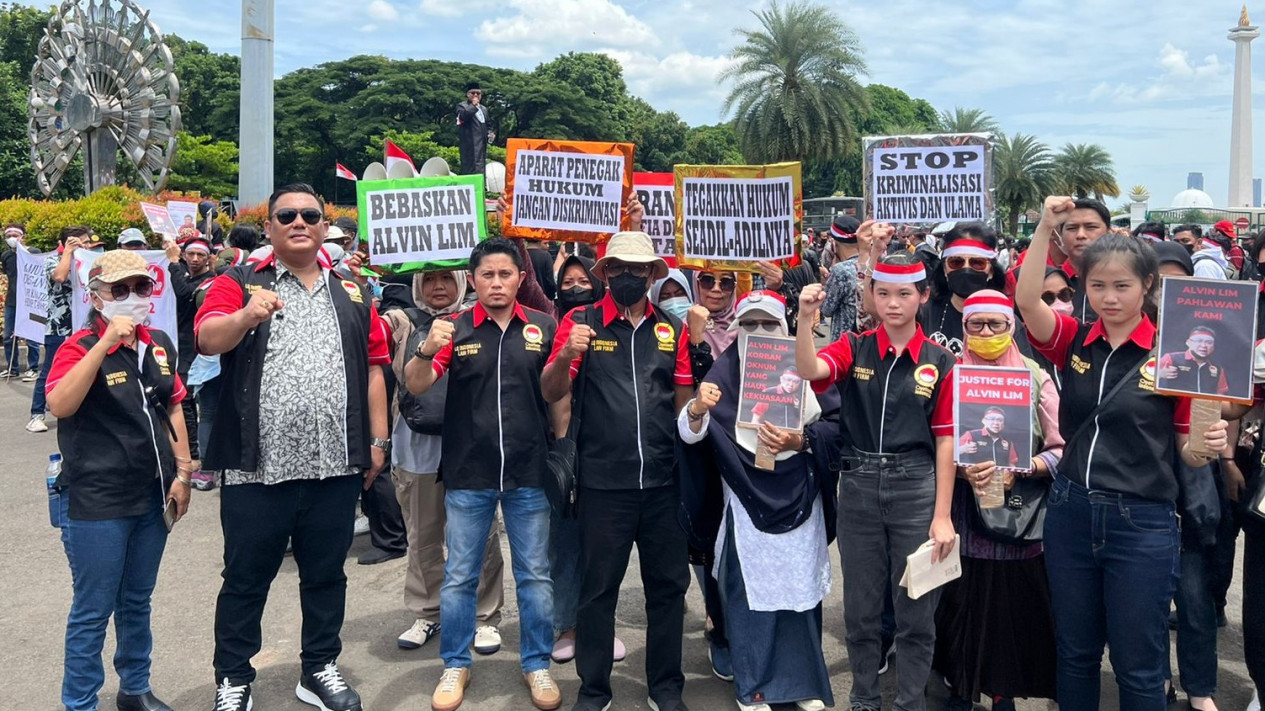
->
[[0, 368, 12, 378], [26, 414, 47, 433], [397, 618, 440, 649], [1249, 690, 1260, 711], [737, 700, 772, 711], [796, 701, 827, 711], [20, 369, 37, 382], [353, 514, 369, 536], [474, 625, 501, 654]]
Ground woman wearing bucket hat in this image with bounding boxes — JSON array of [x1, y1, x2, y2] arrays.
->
[[45, 249, 193, 711]]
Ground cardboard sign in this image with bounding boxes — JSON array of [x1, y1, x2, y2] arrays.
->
[[140, 202, 177, 237], [1156, 276, 1258, 403], [13, 246, 49, 343], [675, 163, 802, 273], [953, 365, 1034, 473], [503, 138, 634, 242], [864, 133, 993, 224], [166, 200, 199, 234], [356, 174, 487, 274], [70, 250, 177, 351], [737, 334, 805, 432], [634, 172, 676, 260]]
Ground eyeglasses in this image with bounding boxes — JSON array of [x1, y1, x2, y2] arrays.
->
[[99, 280, 154, 300], [272, 208, 324, 226], [738, 320, 781, 333], [604, 262, 652, 278], [945, 256, 990, 272], [698, 274, 737, 292], [1041, 288, 1074, 305], [964, 318, 1011, 334]]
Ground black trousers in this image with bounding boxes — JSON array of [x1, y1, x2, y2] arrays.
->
[[361, 467, 407, 553], [177, 366, 199, 460], [1244, 517, 1265, 695], [213, 474, 361, 683], [576, 485, 689, 707]]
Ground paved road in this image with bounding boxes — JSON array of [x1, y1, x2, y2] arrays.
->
[[0, 372, 1258, 711]]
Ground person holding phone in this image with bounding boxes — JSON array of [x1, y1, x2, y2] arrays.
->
[[45, 249, 193, 711]]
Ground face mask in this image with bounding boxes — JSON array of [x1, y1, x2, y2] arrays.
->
[[659, 296, 691, 321], [1182, 242, 1196, 255], [5, 237, 17, 249], [1050, 298, 1075, 317], [966, 332, 1013, 361], [556, 286, 595, 314], [946, 268, 990, 297], [608, 272, 649, 307], [99, 293, 151, 323]]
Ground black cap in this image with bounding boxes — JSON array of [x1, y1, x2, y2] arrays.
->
[[1152, 240, 1193, 276], [830, 215, 861, 243], [465, 81, 482, 93]]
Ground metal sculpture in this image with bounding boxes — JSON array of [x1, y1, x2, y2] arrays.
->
[[27, 0, 181, 196]]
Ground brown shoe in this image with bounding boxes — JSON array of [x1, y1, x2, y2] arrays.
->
[[524, 669, 562, 710], [431, 667, 470, 711]]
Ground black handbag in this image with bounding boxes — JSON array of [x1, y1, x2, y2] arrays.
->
[[545, 314, 587, 519]]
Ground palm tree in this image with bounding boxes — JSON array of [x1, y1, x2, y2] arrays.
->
[[938, 106, 998, 134], [721, 1, 868, 163], [994, 132, 1055, 236], [1053, 143, 1120, 201]]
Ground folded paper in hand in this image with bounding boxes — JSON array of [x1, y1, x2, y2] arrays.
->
[[898, 535, 961, 600]]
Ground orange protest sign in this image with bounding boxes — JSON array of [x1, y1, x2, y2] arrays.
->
[[674, 162, 803, 274], [503, 138, 635, 243]]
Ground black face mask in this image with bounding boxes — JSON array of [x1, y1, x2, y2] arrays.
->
[[608, 272, 650, 307], [1182, 242, 1196, 255], [556, 286, 595, 315], [946, 268, 990, 297]]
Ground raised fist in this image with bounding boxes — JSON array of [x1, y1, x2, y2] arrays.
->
[[421, 319, 456, 358]]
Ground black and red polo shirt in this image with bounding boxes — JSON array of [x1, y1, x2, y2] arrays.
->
[[48, 320, 186, 520], [1030, 312, 1191, 501], [548, 293, 692, 490], [811, 324, 956, 457], [430, 301, 555, 491]]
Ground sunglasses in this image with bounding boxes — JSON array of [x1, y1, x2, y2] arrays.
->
[[945, 256, 990, 272], [1041, 288, 1074, 305], [739, 320, 781, 333], [964, 318, 1010, 334], [272, 208, 324, 226], [99, 279, 155, 300], [605, 262, 652, 279], [698, 274, 737, 292]]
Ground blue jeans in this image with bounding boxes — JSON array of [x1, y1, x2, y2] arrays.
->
[[32, 333, 65, 417], [441, 486, 553, 672], [3, 303, 40, 370], [1044, 476, 1180, 711], [550, 509, 582, 634], [1164, 545, 1219, 696], [60, 494, 168, 711]]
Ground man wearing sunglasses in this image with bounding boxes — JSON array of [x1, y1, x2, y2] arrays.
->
[[457, 81, 490, 178], [197, 183, 391, 711]]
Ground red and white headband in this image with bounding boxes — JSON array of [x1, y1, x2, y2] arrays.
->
[[962, 291, 1014, 319], [1138, 232, 1162, 244], [830, 223, 857, 242], [941, 239, 997, 260], [872, 261, 926, 284]]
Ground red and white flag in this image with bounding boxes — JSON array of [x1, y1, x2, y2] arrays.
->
[[384, 140, 416, 175], [335, 162, 358, 181]]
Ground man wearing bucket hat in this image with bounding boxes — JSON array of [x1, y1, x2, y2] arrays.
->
[[542, 231, 695, 711]]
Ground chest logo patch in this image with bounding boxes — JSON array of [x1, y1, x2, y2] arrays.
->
[[912, 363, 938, 399], [523, 324, 544, 344], [151, 345, 172, 375], [341, 280, 364, 303], [1139, 355, 1157, 391], [654, 323, 675, 344]]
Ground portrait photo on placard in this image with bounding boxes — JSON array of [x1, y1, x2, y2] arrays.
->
[[1156, 276, 1258, 402], [953, 365, 1033, 472], [737, 334, 805, 431]]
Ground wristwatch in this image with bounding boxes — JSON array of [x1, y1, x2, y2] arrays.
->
[[371, 437, 391, 450], [414, 342, 435, 361]]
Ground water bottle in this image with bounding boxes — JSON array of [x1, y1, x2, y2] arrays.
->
[[46, 453, 62, 528]]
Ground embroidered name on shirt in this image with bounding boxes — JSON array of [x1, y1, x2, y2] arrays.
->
[[106, 371, 128, 386], [592, 338, 618, 353], [455, 343, 481, 358], [1070, 354, 1091, 374], [853, 365, 875, 381]]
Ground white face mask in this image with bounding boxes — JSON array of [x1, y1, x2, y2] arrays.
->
[[659, 296, 692, 321], [99, 292, 151, 323], [5, 237, 17, 249]]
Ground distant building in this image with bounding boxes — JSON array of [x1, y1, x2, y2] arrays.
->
[[1188, 172, 1205, 190], [1256, 178, 1262, 207]]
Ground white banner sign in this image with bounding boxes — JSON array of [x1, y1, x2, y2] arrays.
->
[[511, 149, 625, 233], [71, 250, 177, 352], [870, 144, 987, 223], [14, 246, 49, 343], [681, 176, 796, 261]]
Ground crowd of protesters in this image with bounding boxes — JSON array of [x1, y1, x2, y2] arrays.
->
[[11, 183, 1265, 711]]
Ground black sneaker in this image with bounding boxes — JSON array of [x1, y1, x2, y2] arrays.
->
[[213, 678, 252, 711], [296, 661, 362, 711]]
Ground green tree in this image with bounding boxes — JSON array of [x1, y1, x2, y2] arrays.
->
[[1053, 142, 1119, 201], [995, 132, 1054, 237], [681, 124, 744, 165], [0, 4, 51, 68], [625, 98, 687, 171], [535, 52, 628, 108], [938, 106, 998, 134], [168, 132, 239, 196], [167, 36, 240, 143], [721, 1, 868, 163]]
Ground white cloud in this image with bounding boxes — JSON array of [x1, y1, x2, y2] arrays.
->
[[359, 24, 378, 33], [477, 0, 657, 58], [1087, 42, 1229, 105], [1158, 43, 1222, 78], [419, 0, 495, 17], [602, 50, 731, 97], [367, 0, 400, 21]]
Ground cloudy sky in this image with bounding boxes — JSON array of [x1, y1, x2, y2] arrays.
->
[[143, 0, 1259, 209]]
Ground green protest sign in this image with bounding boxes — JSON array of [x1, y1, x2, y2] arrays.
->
[[356, 173, 487, 275]]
